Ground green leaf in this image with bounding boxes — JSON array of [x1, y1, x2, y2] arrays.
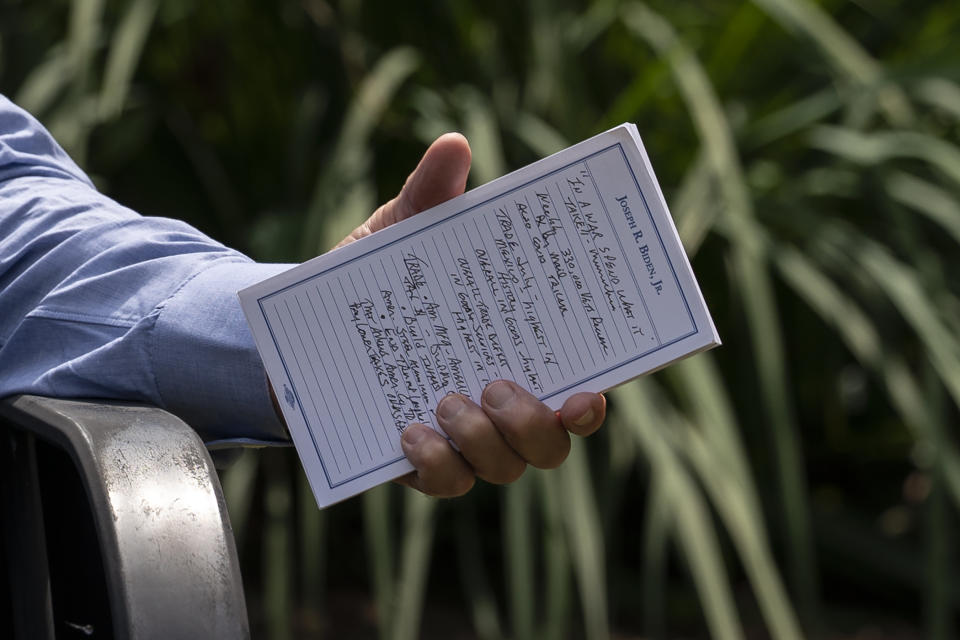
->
[[886, 171, 960, 247], [99, 0, 159, 119], [623, 3, 817, 619], [364, 484, 396, 636], [749, 0, 912, 124], [455, 86, 507, 186], [304, 47, 420, 256], [13, 48, 71, 116], [559, 438, 610, 640], [457, 501, 505, 640], [503, 474, 535, 640], [915, 77, 960, 122], [793, 227, 960, 510], [538, 470, 572, 640], [615, 381, 746, 640], [809, 127, 960, 189], [390, 491, 437, 640], [513, 112, 569, 158]]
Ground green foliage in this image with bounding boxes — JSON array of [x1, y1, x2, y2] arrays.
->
[[4, 0, 960, 637]]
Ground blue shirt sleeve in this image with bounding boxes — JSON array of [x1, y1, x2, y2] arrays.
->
[[0, 95, 292, 443]]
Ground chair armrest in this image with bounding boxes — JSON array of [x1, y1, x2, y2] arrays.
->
[[0, 395, 249, 639]]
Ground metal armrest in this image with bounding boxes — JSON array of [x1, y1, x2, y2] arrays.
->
[[0, 395, 249, 639]]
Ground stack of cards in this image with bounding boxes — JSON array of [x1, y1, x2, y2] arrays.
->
[[240, 124, 720, 508]]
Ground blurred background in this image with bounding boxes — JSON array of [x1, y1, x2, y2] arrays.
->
[[2, 0, 959, 637]]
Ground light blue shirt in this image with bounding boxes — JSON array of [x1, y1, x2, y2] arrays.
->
[[0, 95, 290, 444]]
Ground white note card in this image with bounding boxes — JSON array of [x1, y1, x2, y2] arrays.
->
[[240, 124, 720, 508]]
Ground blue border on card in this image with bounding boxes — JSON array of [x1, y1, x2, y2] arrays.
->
[[259, 141, 700, 490]]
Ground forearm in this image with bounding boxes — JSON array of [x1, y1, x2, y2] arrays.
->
[[0, 95, 289, 442]]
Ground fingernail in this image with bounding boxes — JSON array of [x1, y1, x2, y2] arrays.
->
[[573, 408, 595, 427], [485, 381, 515, 409], [437, 394, 465, 422], [403, 424, 427, 446]]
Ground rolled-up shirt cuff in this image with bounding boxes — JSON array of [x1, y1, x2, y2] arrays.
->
[[150, 258, 294, 444]]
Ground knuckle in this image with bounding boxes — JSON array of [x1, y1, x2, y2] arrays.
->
[[450, 473, 476, 497], [410, 442, 475, 498], [496, 403, 565, 461], [426, 469, 473, 498], [566, 418, 598, 437], [415, 439, 449, 471], [488, 458, 526, 485], [496, 401, 542, 440], [450, 408, 493, 448], [529, 433, 571, 469]]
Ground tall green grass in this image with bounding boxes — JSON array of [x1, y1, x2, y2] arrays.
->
[[5, 0, 960, 637]]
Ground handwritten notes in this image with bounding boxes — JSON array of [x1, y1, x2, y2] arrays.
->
[[240, 124, 719, 507]]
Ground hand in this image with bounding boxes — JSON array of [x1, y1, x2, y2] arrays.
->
[[338, 134, 607, 498], [398, 383, 606, 497], [334, 132, 473, 249]]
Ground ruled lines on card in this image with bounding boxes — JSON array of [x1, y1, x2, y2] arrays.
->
[[255, 143, 700, 489]]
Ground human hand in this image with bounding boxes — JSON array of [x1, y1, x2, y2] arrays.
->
[[337, 134, 607, 497], [333, 132, 473, 249], [397, 383, 606, 497]]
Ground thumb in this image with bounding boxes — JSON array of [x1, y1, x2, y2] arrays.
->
[[336, 133, 472, 248], [393, 132, 472, 221]]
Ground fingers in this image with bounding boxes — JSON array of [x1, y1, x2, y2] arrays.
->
[[558, 392, 606, 437], [481, 381, 571, 469], [398, 382, 606, 499], [435, 393, 526, 484], [336, 133, 471, 249], [397, 132, 471, 217], [398, 423, 475, 498]]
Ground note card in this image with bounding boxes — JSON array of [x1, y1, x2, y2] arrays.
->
[[240, 124, 720, 508]]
